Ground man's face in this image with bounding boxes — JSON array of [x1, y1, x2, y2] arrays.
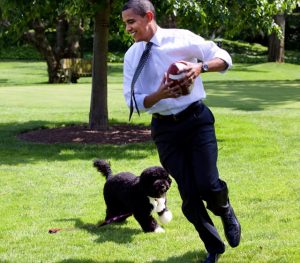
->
[[122, 8, 151, 42]]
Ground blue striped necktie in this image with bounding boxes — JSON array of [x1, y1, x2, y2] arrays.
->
[[129, 42, 153, 121]]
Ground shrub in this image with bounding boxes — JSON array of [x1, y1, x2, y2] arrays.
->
[[0, 44, 42, 60], [215, 39, 268, 56], [0, 44, 124, 63]]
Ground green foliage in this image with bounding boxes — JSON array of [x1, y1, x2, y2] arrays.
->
[[0, 44, 42, 60], [2, 39, 300, 65], [106, 52, 124, 63], [285, 50, 300, 64], [217, 39, 268, 56], [83, 52, 124, 63], [151, 0, 300, 39], [286, 12, 300, 50], [0, 0, 61, 39], [1, 0, 300, 58], [215, 39, 268, 64], [0, 62, 300, 262]]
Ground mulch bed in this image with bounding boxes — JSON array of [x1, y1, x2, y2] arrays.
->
[[18, 125, 152, 145]]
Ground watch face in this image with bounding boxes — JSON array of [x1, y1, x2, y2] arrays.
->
[[202, 63, 209, 72]]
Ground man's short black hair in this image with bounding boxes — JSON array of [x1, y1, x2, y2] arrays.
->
[[122, 0, 156, 19]]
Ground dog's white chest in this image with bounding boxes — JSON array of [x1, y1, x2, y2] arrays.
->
[[148, 197, 166, 213]]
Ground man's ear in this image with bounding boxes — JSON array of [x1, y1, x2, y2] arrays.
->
[[145, 11, 154, 22]]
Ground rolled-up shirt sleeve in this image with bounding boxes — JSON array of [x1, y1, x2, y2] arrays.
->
[[202, 40, 232, 72], [188, 32, 232, 72]]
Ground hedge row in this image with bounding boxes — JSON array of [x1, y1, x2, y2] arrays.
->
[[0, 40, 299, 64]]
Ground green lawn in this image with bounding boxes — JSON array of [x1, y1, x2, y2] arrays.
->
[[0, 61, 299, 263]]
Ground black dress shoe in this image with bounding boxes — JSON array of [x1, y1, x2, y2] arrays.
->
[[203, 253, 221, 263], [221, 205, 241, 247]]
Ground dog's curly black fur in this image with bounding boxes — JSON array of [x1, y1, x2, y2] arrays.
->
[[94, 159, 172, 232]]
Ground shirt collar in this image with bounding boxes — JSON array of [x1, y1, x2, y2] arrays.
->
[[147, 26, 163, 47]]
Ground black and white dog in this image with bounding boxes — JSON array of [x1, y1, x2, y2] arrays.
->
[[93, 160, 172, 233]]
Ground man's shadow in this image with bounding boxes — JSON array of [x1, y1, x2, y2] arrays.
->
[[56, 250, 206, 263], [53, 218, 207, 262]]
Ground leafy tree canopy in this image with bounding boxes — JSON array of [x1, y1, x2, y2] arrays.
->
[[152, 0, 300, 39], [1, 0, 299, 45]]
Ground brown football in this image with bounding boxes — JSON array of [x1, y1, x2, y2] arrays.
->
[[166, 61, 193, 95]]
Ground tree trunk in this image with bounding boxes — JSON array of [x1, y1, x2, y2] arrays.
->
[[24, 20, 63, 83], [89, 2, 110, 130], [268, 14, 285, 63], [55, 15, 68, 59], [24, 17, 83, 83], [66, 17, 83, 58]]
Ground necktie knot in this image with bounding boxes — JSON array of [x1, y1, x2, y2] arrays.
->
[[146, 41, 153, 50]]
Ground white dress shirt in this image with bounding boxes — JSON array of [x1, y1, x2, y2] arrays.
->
[[123, 27, 232, 115]]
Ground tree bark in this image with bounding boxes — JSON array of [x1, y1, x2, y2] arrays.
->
[[24, 17, 83, 83], [89, 2, 110, 130], [66, 17, 83, 58], [55, 15, 68, 59], [268, 14, 285, 63], [24, 20, 63, 83]]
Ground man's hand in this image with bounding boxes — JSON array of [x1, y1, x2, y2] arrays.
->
[[144, 58, 229, 109], [158, 73, 183, 99], [178, 61, 202, 80], [144, 73, 184, 108], [173, 61, 199, 94]]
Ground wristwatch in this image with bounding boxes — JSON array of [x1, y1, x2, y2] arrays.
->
[[201, 62, 209, 73]]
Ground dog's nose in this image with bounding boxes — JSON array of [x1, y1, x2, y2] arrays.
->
[[161, 185, 167, 192]]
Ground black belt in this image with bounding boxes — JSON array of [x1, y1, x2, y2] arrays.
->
[[152, 101, 202, 122]]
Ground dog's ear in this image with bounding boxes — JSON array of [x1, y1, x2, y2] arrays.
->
[[157, 167, 172, 185], [139, 167, 153, 185], [139, 166, 158, 193], [140, 166, 171, 187]]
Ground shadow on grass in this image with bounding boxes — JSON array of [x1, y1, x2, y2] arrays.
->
[[0, 78, 9, 84], [0, 120, 156, 166], [229, 66, 269, 73], [0, 79, 299, 165], [205, 80, 300, 111], [55, 217, 140, 244], [56, 251, 205, 263], [0, 79, 49, 87], [53, 218, 207, 263]]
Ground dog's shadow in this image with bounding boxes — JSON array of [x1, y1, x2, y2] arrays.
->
[[56, 218, 141, 244]]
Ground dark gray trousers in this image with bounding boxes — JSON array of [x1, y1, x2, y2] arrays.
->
[[151, 102, 228, 254]]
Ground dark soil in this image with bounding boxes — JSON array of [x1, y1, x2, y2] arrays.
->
[[18, 125, 152, 145]]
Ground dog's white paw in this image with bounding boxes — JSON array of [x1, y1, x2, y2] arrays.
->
[[159, 210, 172, 224], [154, 226, 165, 233]]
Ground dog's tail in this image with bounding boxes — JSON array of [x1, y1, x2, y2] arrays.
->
[[93, 159, 113, 179]]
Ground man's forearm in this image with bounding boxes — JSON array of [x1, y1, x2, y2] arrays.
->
[[143, 91, 162, 109], [143, 58, 229, 109], [200, 58, 229, 73]]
